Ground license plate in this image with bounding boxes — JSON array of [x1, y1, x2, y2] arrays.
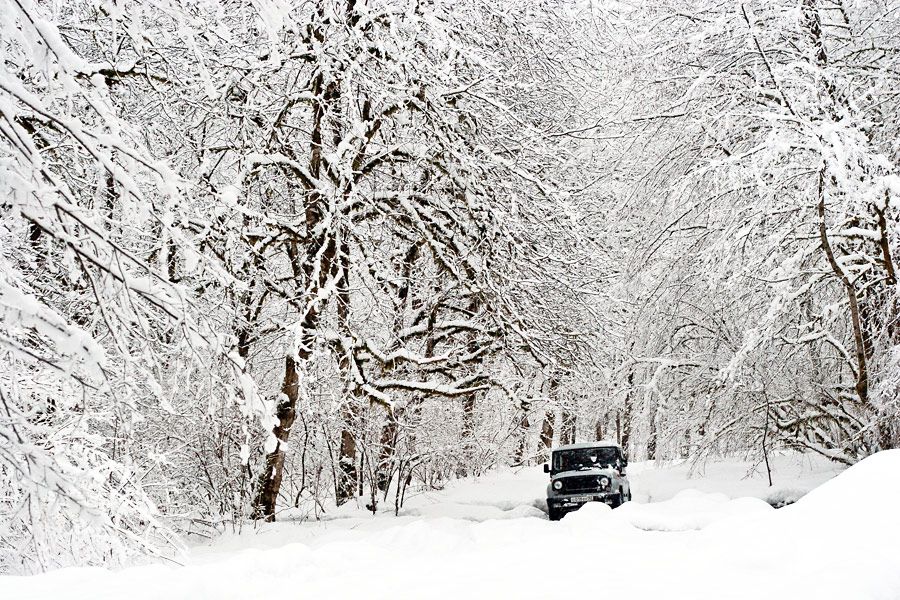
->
[[570, 495, 592, 503]]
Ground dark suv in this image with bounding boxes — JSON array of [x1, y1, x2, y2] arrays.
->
[[544, 441, 631, 521]]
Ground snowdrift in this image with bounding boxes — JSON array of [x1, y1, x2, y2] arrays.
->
[[2, 451, 899, 600]]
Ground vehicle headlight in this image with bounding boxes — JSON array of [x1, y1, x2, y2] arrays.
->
[[552, 480, 563, 491], [599, 477, 610, 488]]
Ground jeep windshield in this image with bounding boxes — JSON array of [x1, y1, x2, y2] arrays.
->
[[553, 447, 617, 472]]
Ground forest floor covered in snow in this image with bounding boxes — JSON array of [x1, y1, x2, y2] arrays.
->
[[4, 450, 900, 600]]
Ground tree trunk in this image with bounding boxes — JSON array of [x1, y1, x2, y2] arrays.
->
[[458, 296, 483, 475], [561, 409, 576, 446], [539, 413, 554, 460], [335, 234, 360, 506], [803, 1, 872, 406], [539, 379, 560, 458], [374, 242, 421, 490], [817, 170, 868, 405], [621, 372, 634, 458], [335, 399, 358, 505], [513, 402, 531, 465], [594, 413, 606, 442], [376, 411, 398, 494], [251, 68, 337, 519], [252, 355, 300, 520], [458, 393, 478, 476]]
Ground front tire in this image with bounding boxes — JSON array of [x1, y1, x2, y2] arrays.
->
[[611, 490, 624, 508], [548, 505, 562, 521]]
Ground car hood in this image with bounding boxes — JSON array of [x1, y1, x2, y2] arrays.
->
[[554, 467, 617, 479]]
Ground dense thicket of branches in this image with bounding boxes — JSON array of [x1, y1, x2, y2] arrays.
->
[[1, 0, 898, 574], [598, 0, 900, 466]]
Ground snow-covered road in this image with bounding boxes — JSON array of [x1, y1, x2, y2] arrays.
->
[[4, 451, 899, 600]]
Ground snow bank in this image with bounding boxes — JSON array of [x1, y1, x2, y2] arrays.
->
[[3, 451, 899, 600], [698, 449, 900, 599], [627, 451, 845, 505], [612, 489, 773, 531]]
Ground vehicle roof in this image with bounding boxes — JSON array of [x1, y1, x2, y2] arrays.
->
[[553, 440, 620, 452]]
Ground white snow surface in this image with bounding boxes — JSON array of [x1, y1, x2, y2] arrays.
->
[[4, 451, 900, 599]]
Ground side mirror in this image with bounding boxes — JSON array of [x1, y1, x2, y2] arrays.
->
[[543, 463, 550, 474]]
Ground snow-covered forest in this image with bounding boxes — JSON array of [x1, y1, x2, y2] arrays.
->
[[2, 0, 900, 578]]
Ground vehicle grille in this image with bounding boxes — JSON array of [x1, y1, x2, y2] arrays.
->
[[559, 475, 603, 494]]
